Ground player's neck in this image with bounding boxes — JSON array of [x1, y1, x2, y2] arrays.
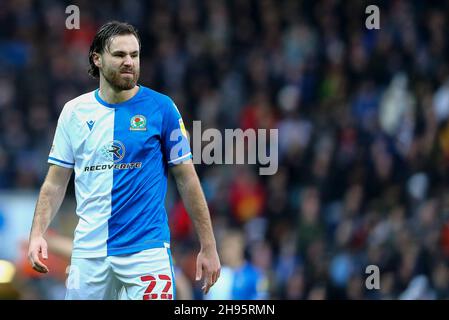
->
[[98, 80, 139, 104]]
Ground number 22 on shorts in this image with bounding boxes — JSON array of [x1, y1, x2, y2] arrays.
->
[[140, 274, 172, 300]]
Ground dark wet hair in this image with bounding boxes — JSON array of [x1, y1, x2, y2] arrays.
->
[[88, 21, 140, 78]]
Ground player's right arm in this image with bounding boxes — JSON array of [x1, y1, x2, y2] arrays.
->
[[28, 164, 73, 273]]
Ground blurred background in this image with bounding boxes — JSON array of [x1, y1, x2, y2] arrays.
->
[[2, 0, 449, 300]]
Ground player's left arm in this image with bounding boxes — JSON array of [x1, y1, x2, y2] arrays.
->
[[169, 160, 221, 294]]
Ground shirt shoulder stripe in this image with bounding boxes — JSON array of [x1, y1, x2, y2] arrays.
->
[[48, 157, 75, 167], [167, 152, 192, 165]]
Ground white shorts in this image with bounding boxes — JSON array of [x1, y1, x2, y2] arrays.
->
[[65, 247, 176, 300]]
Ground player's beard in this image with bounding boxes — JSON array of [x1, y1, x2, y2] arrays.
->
[[101, 65, 140, 91]]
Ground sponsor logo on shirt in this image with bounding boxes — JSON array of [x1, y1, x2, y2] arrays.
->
[[179, 118, 187, 138], [84, 162, 142, 172], [100, 140, 126, 163], [84, 140, 142, 172]]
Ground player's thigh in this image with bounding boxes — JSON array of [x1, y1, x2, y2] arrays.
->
[[112, 247, 176, 300], [65, 256, 121, 300]]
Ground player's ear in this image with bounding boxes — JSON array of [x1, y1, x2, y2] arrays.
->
[[92, 52, 102, 68]]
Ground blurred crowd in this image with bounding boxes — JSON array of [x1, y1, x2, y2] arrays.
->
[[2, 0, 449, 300]]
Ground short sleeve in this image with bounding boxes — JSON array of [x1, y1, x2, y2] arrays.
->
[[161, 100, 192, 166], [48, 105, 75, 168]]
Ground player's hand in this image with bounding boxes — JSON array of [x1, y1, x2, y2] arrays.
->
[[28, 236, 49, 273], [196, 246, 221, 295]]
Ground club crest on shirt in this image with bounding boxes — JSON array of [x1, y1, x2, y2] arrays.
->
[[130, 115, 147, 131]]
